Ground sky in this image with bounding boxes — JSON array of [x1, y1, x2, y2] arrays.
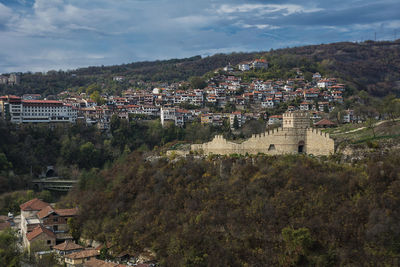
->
[[0, 0, 399, 73]]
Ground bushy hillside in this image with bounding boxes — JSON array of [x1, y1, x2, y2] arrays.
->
[[0, 53, 258, 96], [1, 40, 400, 97], [266, 40, 400, 97], [63, 152, 400, 266]]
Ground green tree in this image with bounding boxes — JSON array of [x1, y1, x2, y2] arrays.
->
[[382, 95, 400, 122], [189, 76, 207, 89], [90, 91, 105, 105], [0, 229, 20, 267], [280, 227, 314, 266], [79, 142, 99, 169], [67, 217, 81, 241], [0, 153, 12, 172], [366, 117, 377, 138], [233, 115, 239, 129]]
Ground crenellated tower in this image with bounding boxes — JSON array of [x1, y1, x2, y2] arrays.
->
[[282, 111, 310, 129]]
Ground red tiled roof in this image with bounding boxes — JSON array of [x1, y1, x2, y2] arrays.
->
[[315, 119, 336, 126], [83, 259, 127, 267], [0, 95, 20, 100], [22, 100, 62, 104], [26, 225, 56, 241], [54, 208, 78, 217], [36, 205, 55, 219], [65, 249, 99, 260], [53, 240, 83, 251], [20, 198, 50, 211]]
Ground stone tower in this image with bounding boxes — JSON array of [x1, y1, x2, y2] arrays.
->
[[283, 111, 310, 129]]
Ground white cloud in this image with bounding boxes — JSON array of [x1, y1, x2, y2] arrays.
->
[[241, 23, 280, 30], [0, 0, 398, 73], [217, 3, 323, 16], [0, 3, 13, 25]]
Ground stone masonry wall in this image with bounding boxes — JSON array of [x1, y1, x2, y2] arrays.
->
[[306, 128, 335, 156], [191, 127, 334, 156]]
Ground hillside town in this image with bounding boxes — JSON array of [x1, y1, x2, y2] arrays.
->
[[0, 61, 356, 131]]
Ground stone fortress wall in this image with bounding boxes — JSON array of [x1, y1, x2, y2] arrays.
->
[[191, 111, 335, 156]]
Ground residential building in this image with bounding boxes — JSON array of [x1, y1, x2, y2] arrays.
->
[[83, 258, 128, 267], [0, 75, 8, 84], [251, 59, 268, 69], [22, 94, 41, 100], [268, 115, 283, 126], [64, 249, 100, 267], [8, 73, 20, 85], [0, 96, 77, 123], [53, 240, 84, 256], [19, 198, 78, 251], [238, 63, 250, 71], [25, 224, 56, 252]]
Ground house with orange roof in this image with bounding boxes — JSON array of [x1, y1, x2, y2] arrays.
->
[[36, 206, 78, 240], [268, 115, 283, 126], [24, 224, 56, 251], [20, 198, 50, 236], [53, 240, 84, 256], [64, 249, 100, 267], [83, 258, 128, 267], [251, 59, 268, 69], [19, 198, 78, 250]]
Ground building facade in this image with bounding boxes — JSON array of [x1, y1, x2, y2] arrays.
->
[[0, 96, 77, 123]]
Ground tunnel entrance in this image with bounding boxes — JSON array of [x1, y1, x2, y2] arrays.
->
[[46, 169, 56, 177]]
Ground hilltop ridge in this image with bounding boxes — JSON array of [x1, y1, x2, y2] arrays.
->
[[1, 40, 400, 98]]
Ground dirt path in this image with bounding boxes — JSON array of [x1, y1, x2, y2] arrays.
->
[[335, 119, 398, 135]]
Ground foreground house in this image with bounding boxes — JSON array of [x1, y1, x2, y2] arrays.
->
[[25, 224, 56, 251], [64, 249, 100, 267], [19, 198, 78, 251], [83, 258, 129, 267], [53, 240, 84, 256]]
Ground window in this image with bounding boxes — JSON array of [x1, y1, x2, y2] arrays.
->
[[53, 218, 58, 222], [47, 240, 51, 245], [268, 144, 275, 151]]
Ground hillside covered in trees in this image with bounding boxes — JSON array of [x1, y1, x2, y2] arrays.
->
[[1, 40, 400, 98], [61, 151, 400, 266]]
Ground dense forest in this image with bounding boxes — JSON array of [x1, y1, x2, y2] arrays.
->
[[0, 115, 231, 196], [60, 151, 400, 266], [1, 40, 400, 97]]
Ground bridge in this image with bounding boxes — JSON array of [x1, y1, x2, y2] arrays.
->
[[31, 177, 78, 192]]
